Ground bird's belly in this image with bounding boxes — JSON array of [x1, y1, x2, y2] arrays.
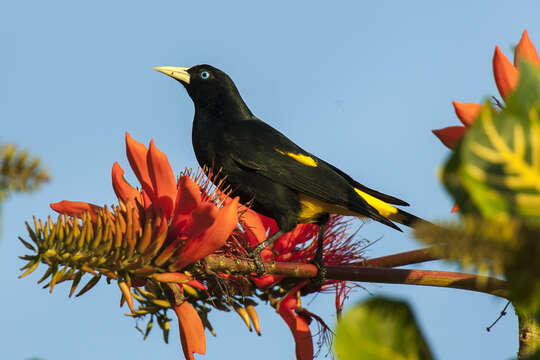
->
[[297, 194, 361, 223]]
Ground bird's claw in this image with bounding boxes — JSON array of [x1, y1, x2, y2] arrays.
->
[[308, 257, 327, 290], [248, 248, 267, 276]]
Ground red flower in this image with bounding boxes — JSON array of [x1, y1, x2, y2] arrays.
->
[[277, 283, 314, 360], [52, 133, 239, 271], [50, 132, 240, 360], [174, 302, 206, 360], [433, 30, 540, 149], [238, 207, 361, 359]]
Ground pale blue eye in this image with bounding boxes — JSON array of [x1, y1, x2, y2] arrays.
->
[[200, 71, 210, 79]]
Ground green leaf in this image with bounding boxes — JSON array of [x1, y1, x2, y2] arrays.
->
[[443, 60, 540, 227], [335, 297, 434, 360]]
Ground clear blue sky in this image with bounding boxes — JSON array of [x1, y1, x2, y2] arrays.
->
[[2, 1, 538, 359]]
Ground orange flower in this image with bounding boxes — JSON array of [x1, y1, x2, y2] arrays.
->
[[174, 302, 206, 360], [51, 132, 239, 271], [277, 286, 314, 360], [26, 133, 366, 360], [433, 30, 539, 149], [238, 208, 362, 359], [50, 133, 239, 360]]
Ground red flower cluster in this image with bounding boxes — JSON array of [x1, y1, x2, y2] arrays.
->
[[45, 133, 362, 360], [239, 209, 359, 360], [51, 133, 240, 360], [433, 30, 540, 150]]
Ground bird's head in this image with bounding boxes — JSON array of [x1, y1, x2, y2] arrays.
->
[[153, 64, 251, 116]]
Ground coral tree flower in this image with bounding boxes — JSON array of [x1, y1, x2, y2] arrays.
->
[[433, 30, 540, 150], [24, 132, 364, 360], [51, 133, 239, 360], [239, 208, 358, 360]]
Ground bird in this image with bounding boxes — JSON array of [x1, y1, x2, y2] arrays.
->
[[153, 64, 427, 275]]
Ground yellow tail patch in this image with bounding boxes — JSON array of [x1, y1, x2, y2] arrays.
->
[[275, 149, 317, 167], [354, 188, 398, 217]]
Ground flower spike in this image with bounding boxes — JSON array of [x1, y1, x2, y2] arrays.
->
[[22, 133, 368, 360]]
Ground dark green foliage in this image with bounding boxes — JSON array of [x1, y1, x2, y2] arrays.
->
[[335, 297, 434, 360]]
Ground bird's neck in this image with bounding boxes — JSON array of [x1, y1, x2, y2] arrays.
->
[[195, 95, 254, 122]]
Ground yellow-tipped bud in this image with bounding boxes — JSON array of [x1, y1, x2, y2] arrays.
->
[[118, 281, 135, 312], [246, 304, 261, 336], [234, 304, 252, 332]]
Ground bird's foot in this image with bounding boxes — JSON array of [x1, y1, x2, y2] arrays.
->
[[247, 247, 267, 276], [307, 257, 327, 290]]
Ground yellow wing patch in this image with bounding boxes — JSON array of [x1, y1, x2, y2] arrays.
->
[[275, 149, 317, 167], [297, 190, 399, 223], [354, 188, 398, 217]]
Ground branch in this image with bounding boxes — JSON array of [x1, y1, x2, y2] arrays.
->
[[362, 247, 442, 268], [205, 255, 509, 299], [517, 309, 540, 358]]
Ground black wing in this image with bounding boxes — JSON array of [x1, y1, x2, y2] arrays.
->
[[218, 119, 399, 228], [319, 159, 409, 206]]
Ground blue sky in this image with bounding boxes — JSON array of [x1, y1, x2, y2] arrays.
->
[[2, 1, 539, 359]]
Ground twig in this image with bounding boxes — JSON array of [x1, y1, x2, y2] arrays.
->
[[362, 247, 442, 268], [486, 301, 511, 332], [205, 255, 509, 299]]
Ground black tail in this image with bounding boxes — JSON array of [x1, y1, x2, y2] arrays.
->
[[389, 209, 432, 229]]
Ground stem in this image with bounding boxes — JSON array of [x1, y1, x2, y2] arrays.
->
[[516, 309, 540, 358], [328, 266, 508, 298], [362, 247, 442, 268], [205, 256, 508, 298]]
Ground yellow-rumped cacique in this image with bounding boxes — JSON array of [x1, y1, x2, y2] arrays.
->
[[154, 64, 428, 275]]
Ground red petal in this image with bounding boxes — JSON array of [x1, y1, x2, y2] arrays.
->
[[111, 162, 141, 205], [50, 200, 101, 221], [451, 203, 459, 213], [174, 197, 239, 270], [173, 302, 206, 360], [187, 280, 207, 290], [252, 274, 283, 289], [241, 208, 268, 246], [515, 30, 540, 67], [259, 213, 279, 236], [278, 295, 313, 360], [261, 248, 274, 261], [171, 176, 203, 236], [274, 232, 294, 253], [493, 45, 519, 99], [125, 132, 155, 201], [141, 189, 152, 210], [432, 126, 467, 150], [176, 176, 202, 214], [147, 140, 177, 220], [184, 203, 218, 238], [452, 101, 483, 126]]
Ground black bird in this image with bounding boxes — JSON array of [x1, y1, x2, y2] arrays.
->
[[154, 64, 426, 274]]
